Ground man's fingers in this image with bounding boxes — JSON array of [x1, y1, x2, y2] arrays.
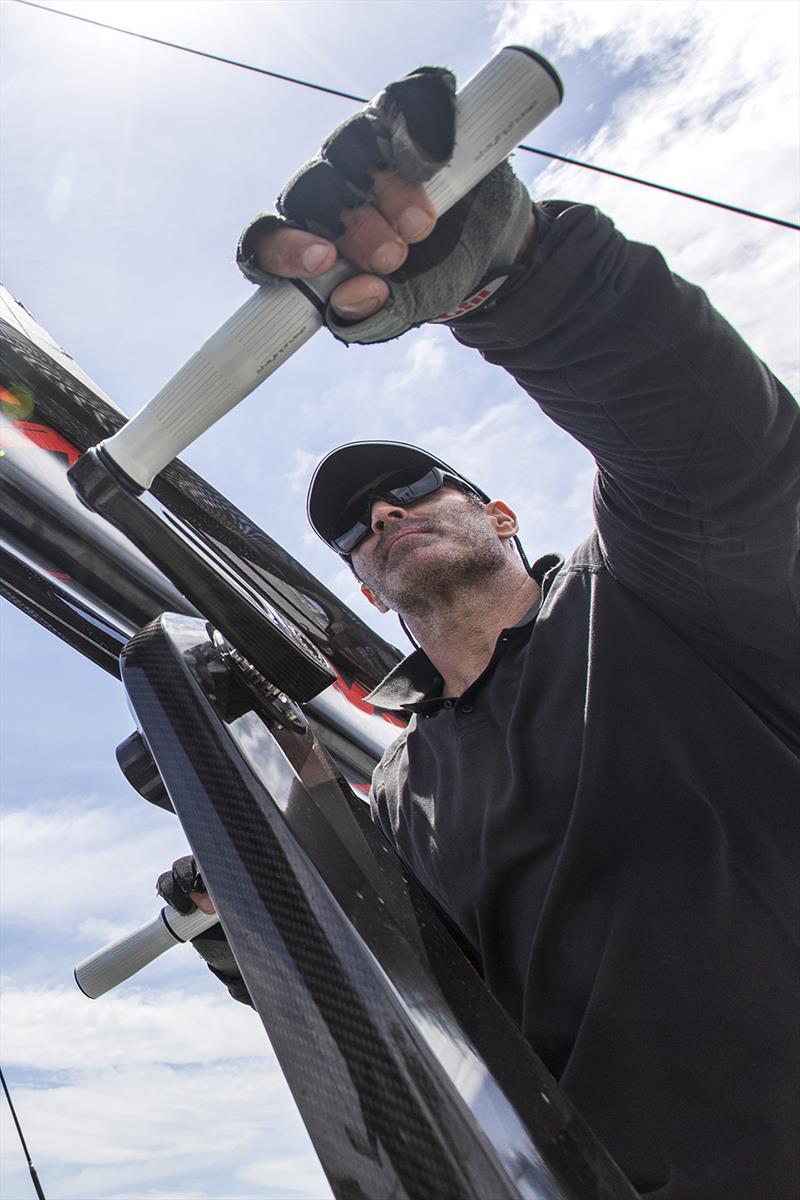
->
[[371, 171, 436, 243], [330, 275, 390, 321], [336, 172, 435, 274], [253, 227, 337, 279], [250, 170, 433, 321], [253, 171, 434, 282], [251, 221, 389, 318], [337, 203, 407, 275], [190, 891, 216, 915]]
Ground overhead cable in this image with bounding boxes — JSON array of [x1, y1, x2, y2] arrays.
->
[[11, 0, 366, 102], [0, 1065, 47, 1200], [516, 145, 800, 230], [11, 0, 800, 231]]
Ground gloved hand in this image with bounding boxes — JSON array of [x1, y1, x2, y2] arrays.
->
[[236, 65, 533, 344], [157, 855, 253, 1007]]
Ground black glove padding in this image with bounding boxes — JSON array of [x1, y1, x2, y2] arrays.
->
[[156, 855, 253, 1008], [236, 66, 531, 345], [191, 925, 253, 1008], [156, 853, 205, 915]]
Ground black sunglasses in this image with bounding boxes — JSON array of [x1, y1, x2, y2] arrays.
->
[[330, 466, 476, 557]]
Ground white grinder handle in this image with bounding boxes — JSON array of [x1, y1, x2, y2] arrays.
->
[[74, 905, 219, 998], [98, 47, 562, 489]]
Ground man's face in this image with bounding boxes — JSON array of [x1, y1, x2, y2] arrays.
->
[[350, 482, 510, 616]]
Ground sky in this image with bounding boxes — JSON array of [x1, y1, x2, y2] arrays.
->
[[1, 1, 798, 1197]]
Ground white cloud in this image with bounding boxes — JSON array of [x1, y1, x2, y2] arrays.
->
[[493, 0, 799, 392], [416, 394, 596, 551], [1, 976, 329, 1198], [0, 799, 190, 930], [291, 329, 457, 460], [0, 1061, 331, 1200], [284, 445, 320, 495], [383, 332, 452, 394], [494, 0, 770, 78], [236, 1153, 335, 1196], [77, 915, 153, 944], [1, 985, 266, 1070]]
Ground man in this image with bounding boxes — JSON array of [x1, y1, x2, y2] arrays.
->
[[160, 68, 799, 1196]]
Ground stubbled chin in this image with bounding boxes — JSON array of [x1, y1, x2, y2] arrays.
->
[[380, 538, 454, 591]]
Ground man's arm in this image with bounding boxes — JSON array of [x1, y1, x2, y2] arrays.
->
[[455, 201, 800, 656], [239, 63, 797, 658], [157, 856, 254, 1007]]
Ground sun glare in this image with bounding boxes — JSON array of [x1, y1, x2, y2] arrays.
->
[[58, 0, 230, 40]]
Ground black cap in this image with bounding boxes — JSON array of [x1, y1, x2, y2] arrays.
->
[[307, 440, 489, 552]]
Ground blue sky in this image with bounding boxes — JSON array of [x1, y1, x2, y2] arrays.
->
[[1, 2, 798, 1197]]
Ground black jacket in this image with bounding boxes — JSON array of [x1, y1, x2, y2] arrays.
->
[[368, 202, 800, 1198]]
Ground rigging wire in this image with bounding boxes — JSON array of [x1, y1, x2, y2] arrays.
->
[[12, 0, 799, 232], [11, 0, 367, 102], [0, 1065, 47, 1200], [516, 144, 800, 230]]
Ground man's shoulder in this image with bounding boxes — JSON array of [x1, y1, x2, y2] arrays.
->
[[541, 533, 607, 599], [563, 533, 606, 573], [372, 723, 413, 782]]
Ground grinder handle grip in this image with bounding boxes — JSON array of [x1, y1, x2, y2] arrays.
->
[[74, 905, 219, 998], [97, 46, 562, 490]]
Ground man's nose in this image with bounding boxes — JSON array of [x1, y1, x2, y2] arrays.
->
[[370, 497, 407, 533]]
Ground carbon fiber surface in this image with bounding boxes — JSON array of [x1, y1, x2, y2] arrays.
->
[[0, 309, 402, 689], [68, 447, 335, 702], [122, 614, 638, 1200], [0, 546, 125, 677]]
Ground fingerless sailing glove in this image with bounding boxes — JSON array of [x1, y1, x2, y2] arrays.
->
[[157, 855, 253, 1008], [236, 66, 532, 344]]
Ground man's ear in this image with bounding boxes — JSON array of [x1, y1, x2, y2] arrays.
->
[[485, 499, 519, 542], [361, 584, 391, 614]]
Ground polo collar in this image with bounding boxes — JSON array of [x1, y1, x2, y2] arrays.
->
[[365, 553, 562, 715]]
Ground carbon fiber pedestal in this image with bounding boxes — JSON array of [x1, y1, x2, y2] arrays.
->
[[121, 614, 637, 1200]]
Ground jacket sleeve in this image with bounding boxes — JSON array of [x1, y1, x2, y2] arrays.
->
[[453, 202, 800, 657]]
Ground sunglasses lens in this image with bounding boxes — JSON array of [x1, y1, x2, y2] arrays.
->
[[330, 467, 447, 555], [382, 467, 443, 506], [332, 519, 370, 556], [331, 490, 373, 552]]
